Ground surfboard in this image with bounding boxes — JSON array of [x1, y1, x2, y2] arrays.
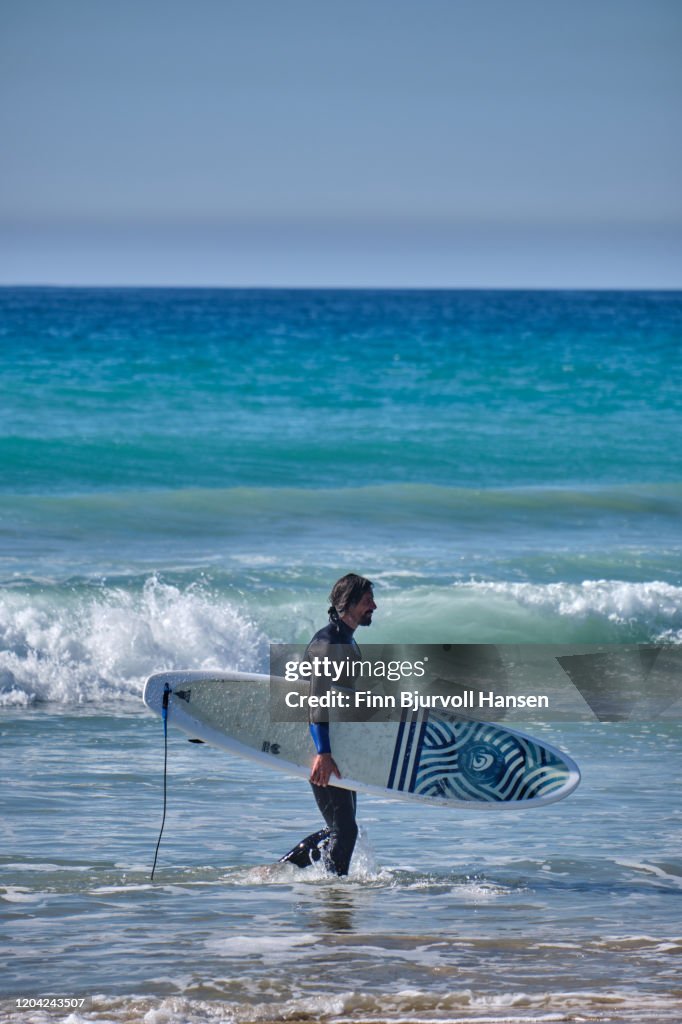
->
[[143, 671, 580, 809]]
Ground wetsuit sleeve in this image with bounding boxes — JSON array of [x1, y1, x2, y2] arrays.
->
[[309, 722, 331, 754], [306, 631, 354, 752], [307, 637, 333, 754], [307, 638, 332, 727]]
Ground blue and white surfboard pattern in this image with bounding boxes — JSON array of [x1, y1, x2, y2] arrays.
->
[[387, 711, 572, 803]]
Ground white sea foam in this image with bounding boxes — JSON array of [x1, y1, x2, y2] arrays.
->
[[1, 576, 680, 707], [206, 932, 319, 957], [0, 886, 47, 903], [370, 577, 682, 646], [450, 578, 682, 645], [614, 860, 682, 886], [0, 982, 680, 1023], [464, 579, 682, 634], [0, 577, 264, 707]]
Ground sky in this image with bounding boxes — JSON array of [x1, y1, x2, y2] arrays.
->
[[1, 0, 680, 288]]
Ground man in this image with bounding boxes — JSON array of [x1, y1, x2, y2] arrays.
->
[[280, 573, 376, 876]]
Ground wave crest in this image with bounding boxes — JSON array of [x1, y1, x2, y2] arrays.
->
[[0, 577, 264, 707], [1, 576, 680, 707]]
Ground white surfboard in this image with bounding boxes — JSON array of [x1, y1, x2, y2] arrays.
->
[[143, 671, 580, 809]]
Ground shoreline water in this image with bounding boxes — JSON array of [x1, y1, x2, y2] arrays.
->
[[2, 708, 681, 1023]]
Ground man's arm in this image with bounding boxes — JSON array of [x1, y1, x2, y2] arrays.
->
[[307, 637, 343, 786], [309, 722, 341, 786]]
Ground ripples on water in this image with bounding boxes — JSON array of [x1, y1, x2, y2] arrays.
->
[[1, 713, 681, 1022]]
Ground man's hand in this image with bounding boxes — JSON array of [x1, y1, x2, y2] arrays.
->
[[310, 753, 341, 787]]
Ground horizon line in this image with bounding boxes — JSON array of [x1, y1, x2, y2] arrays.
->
[[2, 283, 681, 293]]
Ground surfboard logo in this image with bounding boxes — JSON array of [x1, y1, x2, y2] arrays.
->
[[461, 742, 505, 785]]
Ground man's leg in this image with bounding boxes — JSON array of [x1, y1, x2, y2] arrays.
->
[[310, 784, 358, 876], [278, 827, 330, 868]]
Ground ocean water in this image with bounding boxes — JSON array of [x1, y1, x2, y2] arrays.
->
[[1, 287, 681, 1023]]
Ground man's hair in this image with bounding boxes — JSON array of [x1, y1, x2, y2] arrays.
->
[[328, 573, 374, 621]]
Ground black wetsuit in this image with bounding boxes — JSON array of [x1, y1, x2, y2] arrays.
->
[[279, 618, 359, 876]]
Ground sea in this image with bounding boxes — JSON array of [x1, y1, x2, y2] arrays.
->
[[1, 287, 681, 1024]]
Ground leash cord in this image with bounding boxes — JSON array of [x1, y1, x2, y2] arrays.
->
[[150, 683, 170, 881]]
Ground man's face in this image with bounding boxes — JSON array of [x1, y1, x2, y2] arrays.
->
[[350, 589, 377, 627]]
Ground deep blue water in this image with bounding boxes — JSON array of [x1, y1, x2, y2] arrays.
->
[[1, 288, 681, 493]]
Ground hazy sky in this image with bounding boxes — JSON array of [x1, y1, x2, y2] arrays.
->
[[1, 0, 680, 287]]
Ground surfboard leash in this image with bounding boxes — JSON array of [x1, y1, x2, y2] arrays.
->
[[150, 682, 171, 881]]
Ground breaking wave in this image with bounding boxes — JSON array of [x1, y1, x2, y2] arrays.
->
[[0, 576, 680, 707]]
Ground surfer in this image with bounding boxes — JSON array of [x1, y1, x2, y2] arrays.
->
[[279, 573, 376, 875]]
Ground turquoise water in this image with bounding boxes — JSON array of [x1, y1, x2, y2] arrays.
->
[[1, 288, 681, 1022], [2, 289, 681, 493]]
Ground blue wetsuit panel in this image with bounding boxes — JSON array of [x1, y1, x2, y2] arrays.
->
[[309, 722, 331, 754]]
